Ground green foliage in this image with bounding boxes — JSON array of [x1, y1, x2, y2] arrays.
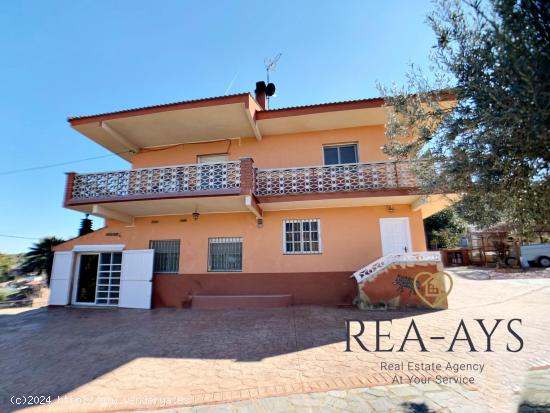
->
[[20, 237, 65, 285], [425, 207, 467, 249], [379, 0, 550, 238], [0, 288, 9, 301], [0, 254, 19, 282]]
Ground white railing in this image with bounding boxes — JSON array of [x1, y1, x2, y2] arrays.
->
[[352, 251, 442, 284], [71, 161, 241, 200], [254, 161, 417, 196]]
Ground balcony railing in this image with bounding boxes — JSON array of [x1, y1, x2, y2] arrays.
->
[[69, 161, 241, 202], [254, 161, 418, 197], [65, 160, 420, 204], [352, 251, 442, 283]]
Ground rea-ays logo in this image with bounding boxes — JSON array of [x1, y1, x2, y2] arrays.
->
[[345, 319, 523, 353], [413, 271, 453, 309]]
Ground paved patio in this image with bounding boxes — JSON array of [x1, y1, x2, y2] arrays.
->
[[1, 268, 549, 412], [150, 382, 487, 413]]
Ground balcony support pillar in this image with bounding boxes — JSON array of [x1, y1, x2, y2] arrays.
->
[[240, 157, 262, 218], [239, 157, 255, 195], [63, 172, 76, 207], [245, 195, 262, 219]]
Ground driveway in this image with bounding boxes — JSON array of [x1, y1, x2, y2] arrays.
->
[[1, 268, 549, 412]]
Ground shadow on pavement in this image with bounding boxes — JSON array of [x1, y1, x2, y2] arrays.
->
[[402, 402, 436, 412], [0, 305, 438, 412]]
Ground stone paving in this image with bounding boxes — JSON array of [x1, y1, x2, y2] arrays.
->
[[1, 268, 550, 413], [145, 382, 487, 413], [450, 266, 550, 281]]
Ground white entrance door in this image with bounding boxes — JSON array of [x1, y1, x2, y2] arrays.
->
[[119, 249, 154, 309], [379, 218, 413, 255]]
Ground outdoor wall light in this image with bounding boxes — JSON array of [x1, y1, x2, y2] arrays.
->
[[257, 218, 263, 228], [192, 209, 200, 221], [387, 205, 395, 213]]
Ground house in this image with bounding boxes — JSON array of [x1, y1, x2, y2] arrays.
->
[[49, 81, 452, 310]]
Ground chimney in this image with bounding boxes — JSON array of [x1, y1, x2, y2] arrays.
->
[[255, 81, 267, 110], [78, 214, 94, 237]]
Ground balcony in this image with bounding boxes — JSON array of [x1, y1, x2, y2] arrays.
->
[[63, 159, 428, 222], [66, 160, 418, 204], [67, 161, 243, 205], [254, 161, 418, 197]]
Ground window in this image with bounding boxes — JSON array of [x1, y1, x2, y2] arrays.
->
[[208, 237, 242, 272], [197, 154, 229, 164], [323, 144, 358, 165], [283, 219, 322, 254], [149, 240, 180, 273]]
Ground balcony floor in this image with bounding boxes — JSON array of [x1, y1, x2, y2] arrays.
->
[[68, 191, 452, 224], [258, 193, 421, 211], [68, 194, 251, 223]]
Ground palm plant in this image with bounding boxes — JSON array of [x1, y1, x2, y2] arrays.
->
[[21, 237, 65, 284]]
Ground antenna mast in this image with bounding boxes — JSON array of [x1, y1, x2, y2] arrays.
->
[[264, 53, 282, 85]]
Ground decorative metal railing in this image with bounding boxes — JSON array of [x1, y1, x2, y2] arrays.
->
[[352, 251, 442, 284], [254, 161, 418, 196], [70, 161, 241, 200]]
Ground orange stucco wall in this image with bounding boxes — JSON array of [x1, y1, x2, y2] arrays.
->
[[54, 204, 426, 273], [130, 125, 390, 169]]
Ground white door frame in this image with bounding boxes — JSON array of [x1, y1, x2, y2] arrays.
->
[[379, 217, 413, 255], [71, 251, 123, 307]]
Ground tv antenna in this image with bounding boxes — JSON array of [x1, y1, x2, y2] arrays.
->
[[264, 53, 282, 84]]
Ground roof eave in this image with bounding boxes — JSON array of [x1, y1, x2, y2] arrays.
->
[[68, 92, 253, 126]]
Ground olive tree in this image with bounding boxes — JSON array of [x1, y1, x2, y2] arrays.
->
[[379, 0, 549, 238]]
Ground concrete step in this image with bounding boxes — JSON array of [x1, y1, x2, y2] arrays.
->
[[192, 294, 292, 310]]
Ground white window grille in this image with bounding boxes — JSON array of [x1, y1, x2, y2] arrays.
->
[[149, 240, 180, 273], [283, 219, 322, 254], [208, 237, 243, 272], [96, 252, 122, 305]]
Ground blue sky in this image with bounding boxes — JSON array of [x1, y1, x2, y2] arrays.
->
[[0, 0, 436, 254]]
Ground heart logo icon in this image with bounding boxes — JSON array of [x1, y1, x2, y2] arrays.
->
[[413, 271, 453, 309]]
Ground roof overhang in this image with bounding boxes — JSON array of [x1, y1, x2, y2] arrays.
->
[[68, 93, 456, 161], [256, 100, 387, 136], [69, 94, 262, 161]]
